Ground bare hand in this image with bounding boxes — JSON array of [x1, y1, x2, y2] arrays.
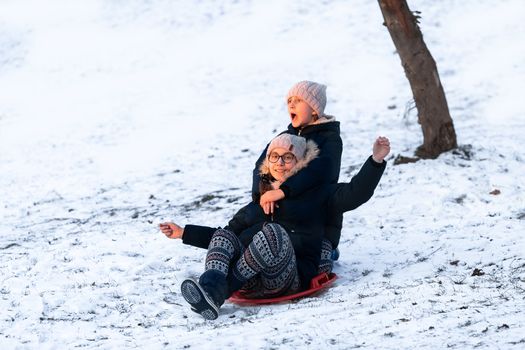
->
[[372, 136, 391, 163], [259, 189, 285, 215], [159, 222, 184, 239]]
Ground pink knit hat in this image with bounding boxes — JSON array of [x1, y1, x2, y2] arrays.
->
[[286, 81, 327, 117], [267, 134, 307, 161]]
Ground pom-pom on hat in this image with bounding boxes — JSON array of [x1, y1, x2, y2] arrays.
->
[[286, 80, 327, 117], [267, 134, 307, 161]]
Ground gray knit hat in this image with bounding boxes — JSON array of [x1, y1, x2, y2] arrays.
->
[[286, 80, 327, 117], [267, 134, 307, 161]]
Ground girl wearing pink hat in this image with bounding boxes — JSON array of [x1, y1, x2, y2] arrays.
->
[[253, 81, 343, 272]]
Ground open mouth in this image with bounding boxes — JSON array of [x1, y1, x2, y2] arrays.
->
[[290, 113, 297, 120]]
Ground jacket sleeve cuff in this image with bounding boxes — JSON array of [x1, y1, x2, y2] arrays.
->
[[279, 184, 291, 198], [182, 224, 216, 249], [369, 155, 387, 168]]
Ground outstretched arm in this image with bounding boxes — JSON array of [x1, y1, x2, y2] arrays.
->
[[159, 202, 264, 249], [160, 221, 215, 249], [329, 137, 390, 212]]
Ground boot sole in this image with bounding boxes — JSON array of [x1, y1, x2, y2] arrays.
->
[[181, 279, 219, 320]]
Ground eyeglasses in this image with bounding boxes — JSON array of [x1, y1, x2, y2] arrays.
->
[[268, 152, 296, 164], [287, 97, 303, 106]]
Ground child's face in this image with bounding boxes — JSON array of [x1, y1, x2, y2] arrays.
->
[[287, 96, 315, 128], [268, 147, 298, 182]]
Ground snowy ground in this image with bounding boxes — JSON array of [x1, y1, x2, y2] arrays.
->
[[1, 0, 524, 349]]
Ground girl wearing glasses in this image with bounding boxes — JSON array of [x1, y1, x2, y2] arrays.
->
[[160, 133, 390, 320]]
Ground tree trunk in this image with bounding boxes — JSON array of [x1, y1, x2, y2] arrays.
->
[[378, 0, 457, 159]]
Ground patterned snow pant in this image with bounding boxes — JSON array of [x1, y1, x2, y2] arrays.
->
[[205, 223, 333, 298], [318, 238, 334, 275]]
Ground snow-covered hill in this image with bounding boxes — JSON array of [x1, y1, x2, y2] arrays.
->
[[1, 0, 524, 348]]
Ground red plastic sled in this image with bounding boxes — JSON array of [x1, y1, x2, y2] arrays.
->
[[228, 272, 337, 305]]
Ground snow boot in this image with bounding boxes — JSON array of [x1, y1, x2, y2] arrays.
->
[[180, 270, 228, 320]]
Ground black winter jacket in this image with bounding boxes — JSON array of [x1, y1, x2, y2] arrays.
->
[[251, 120, 344, 248], [183, 155, 386, 290]]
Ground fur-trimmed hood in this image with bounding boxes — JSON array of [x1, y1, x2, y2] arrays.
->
[[259, 139, 320, 183]]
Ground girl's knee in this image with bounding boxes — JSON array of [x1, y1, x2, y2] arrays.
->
[[254, 223, 292, 255], [212, 228, 236, 240], [210, 228, 242, 253], [261, 223, 288, 240]]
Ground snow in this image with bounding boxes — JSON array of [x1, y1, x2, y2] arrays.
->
[[1, 0, 524, 348]]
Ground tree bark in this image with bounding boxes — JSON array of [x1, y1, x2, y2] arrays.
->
[[378, 0, 457, 158]]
